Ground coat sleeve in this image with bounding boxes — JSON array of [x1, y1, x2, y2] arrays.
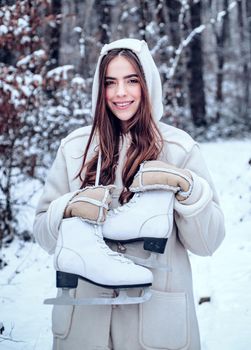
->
[[174, 143, 225, 256], [33, 141, 81, 254]]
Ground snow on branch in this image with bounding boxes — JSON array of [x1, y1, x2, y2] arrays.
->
[[47, 65, 75, 81], [16, 49, 47, 68], [150, 35, 169, 56], [167, 0, 238, 80]]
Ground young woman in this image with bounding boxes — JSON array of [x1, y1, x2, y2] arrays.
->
[[34, 38, 225, 350]]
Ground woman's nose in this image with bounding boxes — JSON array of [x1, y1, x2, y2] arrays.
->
[[116, 82, 126, 96]]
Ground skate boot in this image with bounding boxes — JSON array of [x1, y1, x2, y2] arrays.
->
[[44, 217, 153, 306], [102, 190, 174, 270]]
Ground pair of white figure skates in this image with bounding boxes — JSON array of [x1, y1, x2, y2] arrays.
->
[[44, 160, 191, 305], [44, 189, 174, 306]]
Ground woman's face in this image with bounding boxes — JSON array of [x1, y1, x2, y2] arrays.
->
[[105, 55, 142, 125]]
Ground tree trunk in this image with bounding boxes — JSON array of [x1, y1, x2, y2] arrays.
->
[[187, 0, 206, 127], [78, 0, 96, 78], [155, 0, 167, 37], [49, 0, 62, 68], [164, 0, 187, 124], [94, 0, 112, 44], [166, 0, 181, 48], [239, 0, 251, 129], [0, 143, 15, 248], [247, 0, 251, 60], [138, 0, 150, 41], [215, 0, 229, 121]]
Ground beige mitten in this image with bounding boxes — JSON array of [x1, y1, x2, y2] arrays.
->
[[130, 160, 193, 200], [64, 185, 115, 224]]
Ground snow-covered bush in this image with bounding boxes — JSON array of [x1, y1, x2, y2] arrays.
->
[[0, 0, 91, 246]]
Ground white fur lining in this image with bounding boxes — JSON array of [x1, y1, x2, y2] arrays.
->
[[174, 172, 213, 217]]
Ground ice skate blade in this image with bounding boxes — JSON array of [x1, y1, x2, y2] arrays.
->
[[44, 287, 152, 305], [125, 253, 171, 271]]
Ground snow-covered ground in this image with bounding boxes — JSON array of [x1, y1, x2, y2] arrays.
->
[[0, 139, 251, 349]]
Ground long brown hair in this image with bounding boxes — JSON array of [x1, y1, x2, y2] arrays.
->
[[78, 48, 163, 204]]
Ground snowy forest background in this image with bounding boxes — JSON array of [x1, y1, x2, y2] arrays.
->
[[1, 0, 251, 246], [0, 0, 251, 348]]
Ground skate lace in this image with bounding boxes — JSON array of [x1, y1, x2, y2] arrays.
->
[[94, 225, 132, 264], [93, 150, 134, 265], [107, 193, 140, 216]]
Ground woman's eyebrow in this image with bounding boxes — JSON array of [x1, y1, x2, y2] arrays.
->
[[105, 74, 139, 80]]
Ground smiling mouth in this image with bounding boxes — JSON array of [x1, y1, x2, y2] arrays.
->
[[113, 101, 133, 109]]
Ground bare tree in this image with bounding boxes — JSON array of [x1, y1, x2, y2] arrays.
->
[[211, 0, 230, 121], [163, 0, 188, 127], [237, 0, 251, 127], [187, 0, 206, 127], [49, 0, 62, 68]]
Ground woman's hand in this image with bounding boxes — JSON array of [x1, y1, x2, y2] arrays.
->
[[130, 160, 193, 201], [153, 162, 193, 201], [64, 185, 114, 223]]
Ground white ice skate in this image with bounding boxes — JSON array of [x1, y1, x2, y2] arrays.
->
[[103, 190, 174, 270], [44, 217, 153, 306]]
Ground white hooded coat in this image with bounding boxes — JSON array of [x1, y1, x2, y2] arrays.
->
[[33, 39, 225, 350]]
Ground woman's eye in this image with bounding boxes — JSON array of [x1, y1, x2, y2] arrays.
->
[[128, 79, 139, 84], [105, 80, 115, 86]]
